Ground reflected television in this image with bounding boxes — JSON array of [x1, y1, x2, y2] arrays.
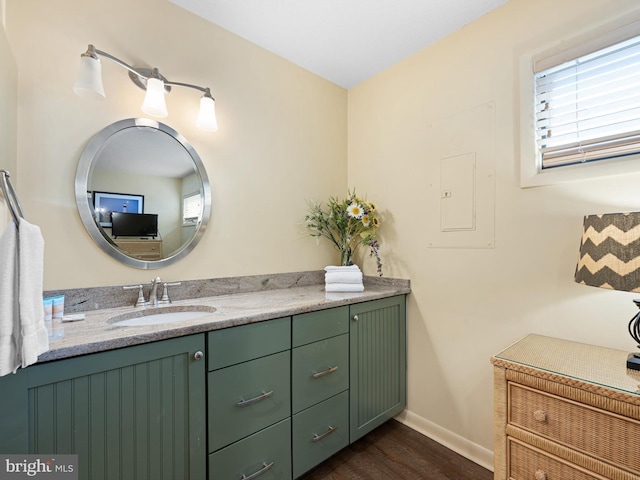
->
[[111, 212, 158, 238]]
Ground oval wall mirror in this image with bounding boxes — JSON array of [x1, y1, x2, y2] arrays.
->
[[75, 118, 211, 269]]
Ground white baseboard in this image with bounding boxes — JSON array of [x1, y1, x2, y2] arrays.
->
[[394, 409, 494, 472]]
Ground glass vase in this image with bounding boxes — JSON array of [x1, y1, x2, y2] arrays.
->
[[340, 246, 353, 266]]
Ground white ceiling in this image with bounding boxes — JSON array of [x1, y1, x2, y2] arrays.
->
[[169, 0, 508, 89]]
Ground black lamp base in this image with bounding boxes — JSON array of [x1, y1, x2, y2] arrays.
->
[[628, 300, 640, 371], [627, 353, 640, 371]]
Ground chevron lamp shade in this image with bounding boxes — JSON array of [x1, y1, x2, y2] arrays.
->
[[574, 212, 640, 293], [575, 212, 640, 371]]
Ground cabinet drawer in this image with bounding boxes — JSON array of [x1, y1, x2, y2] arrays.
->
[[292, 306, 348, 347], [292, 334, 349, 413], [509, 382, 640, 474], [209, 418, 292, 480], [293, 391, 349, 478], [208, 351, 290, 451], [208, 317, 290, 370], [114, 239, 163, 260], [509, 438, 600, 480]]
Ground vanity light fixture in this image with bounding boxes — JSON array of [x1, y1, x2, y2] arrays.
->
[[574, 212, 640, 370], [73, 44, 218, 132]]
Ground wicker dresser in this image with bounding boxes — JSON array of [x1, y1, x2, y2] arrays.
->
[[491, 334, 640, 480]]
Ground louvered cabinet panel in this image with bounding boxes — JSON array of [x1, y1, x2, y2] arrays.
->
[[25, 335, 206, 480], [349, 295, 407, 442]]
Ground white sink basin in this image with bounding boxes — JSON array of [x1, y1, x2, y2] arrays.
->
[[109, 305, 217, 326]]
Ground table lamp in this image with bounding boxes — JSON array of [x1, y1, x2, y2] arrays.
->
[[575, 212, 640, 370]]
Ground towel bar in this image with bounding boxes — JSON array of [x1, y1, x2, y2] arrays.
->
[[0, 170, 25, 225]]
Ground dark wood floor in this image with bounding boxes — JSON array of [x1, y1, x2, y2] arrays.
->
[[300, 420, 493, 480]]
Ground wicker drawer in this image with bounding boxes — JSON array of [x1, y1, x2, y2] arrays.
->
[[509, 438, 601, 480], [509, 382, 640, 474]]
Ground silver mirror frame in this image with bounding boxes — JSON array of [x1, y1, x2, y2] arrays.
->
[[75, 118, 211, 269]]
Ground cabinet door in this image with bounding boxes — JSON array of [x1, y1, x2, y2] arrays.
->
[[349, 295, 406, 442], [4, 335, 207, 480]]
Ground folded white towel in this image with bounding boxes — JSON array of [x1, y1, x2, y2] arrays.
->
[[324, 265, 361, 272], [325, 283, 365, 293], [325, 271, 363, 284], [0, 219, 48, 377]]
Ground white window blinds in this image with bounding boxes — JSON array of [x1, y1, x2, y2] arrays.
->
[[535, 35, 640, 169], [182, 192, 202, 225]]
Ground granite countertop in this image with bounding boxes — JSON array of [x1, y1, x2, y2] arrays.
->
[[41, 280, 409, 363]]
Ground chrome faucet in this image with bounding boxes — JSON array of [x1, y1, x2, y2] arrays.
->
[[148, 277, 162, 307], [123, 277, 163, 307]]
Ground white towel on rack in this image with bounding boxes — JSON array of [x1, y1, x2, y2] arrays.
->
[[0, 219, 48, 376], [0, 221, 20, 376], [17, 218, 49, 368]]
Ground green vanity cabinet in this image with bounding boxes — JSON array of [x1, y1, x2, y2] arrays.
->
[[0, 334, 207, 480], [291, 306, 349, 414], [291, 306, 350, 478], [207, 318, 292, 480], [349, 295, 407, 442], [0, 293, 407, 480]]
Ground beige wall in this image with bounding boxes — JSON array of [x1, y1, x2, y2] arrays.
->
[[348, 0, 640, 465], [0, 12, 16, 227], [4, 0, 347, 289]]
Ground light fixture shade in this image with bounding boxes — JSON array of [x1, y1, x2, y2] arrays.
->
[[575, 212, 640, 293], [141, 77, 168, 117], [73, 55, 105, 99], [196, 95, 218, 132]]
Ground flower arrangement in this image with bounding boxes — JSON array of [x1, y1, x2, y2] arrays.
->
[[305, 190, 383, 275]]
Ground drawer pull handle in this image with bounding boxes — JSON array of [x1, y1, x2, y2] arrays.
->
[[533, 410, 547, 422], [534, 469, 547, 480], [313, 425, 338, 442], [312, 366, 339, 378], [237, 390, 274, 407], [241, 461, 274, 480]]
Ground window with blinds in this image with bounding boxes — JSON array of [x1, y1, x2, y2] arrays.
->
[[182, 192, 202, 225], [535, 35, 640, 169]]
